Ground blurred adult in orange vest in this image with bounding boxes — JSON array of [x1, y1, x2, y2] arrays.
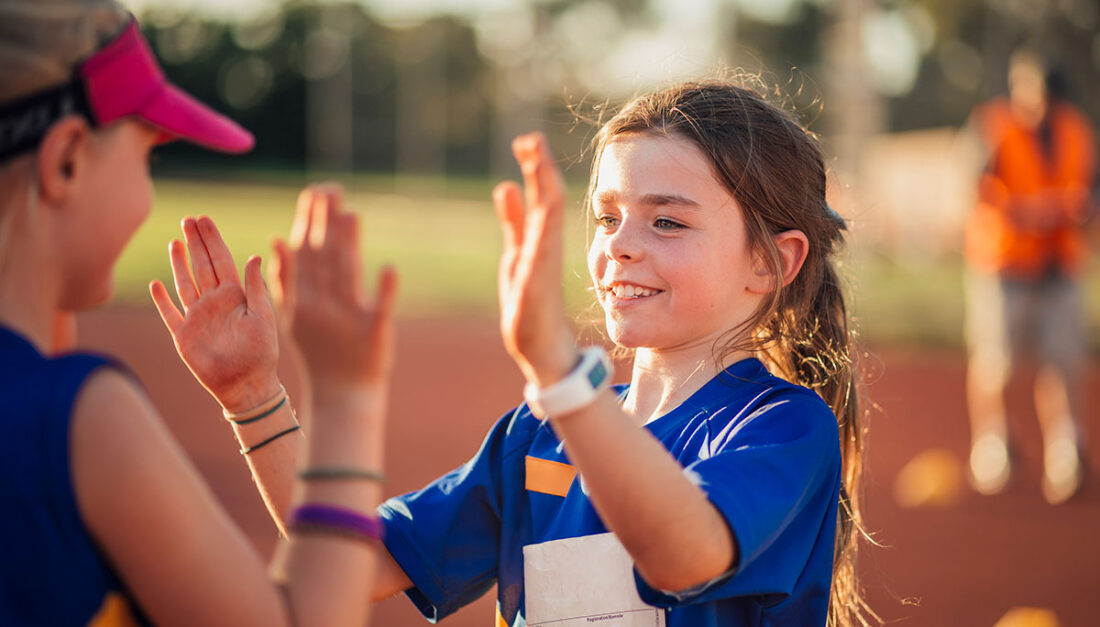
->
[[964, 49, 1095, 504]]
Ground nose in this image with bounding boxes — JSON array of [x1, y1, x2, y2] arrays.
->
[[604, 218, 643, 263]]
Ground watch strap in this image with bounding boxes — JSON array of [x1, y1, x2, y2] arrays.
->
[[523, 346, 612, 418]]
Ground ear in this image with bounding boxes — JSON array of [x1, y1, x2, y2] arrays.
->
[[747, 229, 809, 294], [35, 115, 91, 206]]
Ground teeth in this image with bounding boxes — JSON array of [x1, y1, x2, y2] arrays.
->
[[608, 284, 657, 298]]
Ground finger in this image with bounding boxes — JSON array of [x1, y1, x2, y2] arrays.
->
[[512, 132, 566, 219], [335, 211, 362, 304], [243, 255, 275, 324], [289, 186, 317, 249], [149, 280, 184, 333], [493, 181, 525, 292], [269, 238, 295, 313], [310, 185, 344, 252], [372, 265, 399, 333], [493, 181, 525, 253], [301, 187, 339, 294], [182, 216, 218, 294], [196, 215, 242, 287], [367, 265, 399, 378], [168, 239, 199, 310]]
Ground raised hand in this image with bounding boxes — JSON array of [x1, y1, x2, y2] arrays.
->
[[268, 185, 398, 402], [493, 133, 578, 387], [150, 216, 282, 413]]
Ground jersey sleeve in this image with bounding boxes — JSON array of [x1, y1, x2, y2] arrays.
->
[[635, 390, 842, 608], [378, 407, 525, 622]]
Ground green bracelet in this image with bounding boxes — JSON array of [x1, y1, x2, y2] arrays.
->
[[298, 467, 386, 483]]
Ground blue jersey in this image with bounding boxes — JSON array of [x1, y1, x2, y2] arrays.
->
[[380, 358, 842, 626], [0, 325, 147, 626]]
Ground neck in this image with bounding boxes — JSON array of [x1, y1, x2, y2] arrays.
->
[[622, 345, 753, 425], [0, 203, 62, 354], [0, 274, 60, 354]]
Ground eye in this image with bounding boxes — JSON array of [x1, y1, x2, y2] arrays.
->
[[594, 214, 620, 229], [653, 217, 685, 230]]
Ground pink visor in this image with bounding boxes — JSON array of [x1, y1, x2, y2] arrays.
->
[[79, 19, 253, 153], [0, 18, 252, 161]]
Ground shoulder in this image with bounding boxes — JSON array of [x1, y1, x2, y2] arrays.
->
[[71, 367, 154, 433], [489, 400, 551, 460], [703, 366, 839, 450], [1052, 103, 1095, 134], [70, 368, 164, 506]]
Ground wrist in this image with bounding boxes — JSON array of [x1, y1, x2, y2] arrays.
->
[[524, 346, 612, 419], [218, 377, 284, 416], [311, 385, 388, 424], [520, 334, 581, 388]]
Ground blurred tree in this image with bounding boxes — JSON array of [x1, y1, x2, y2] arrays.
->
[[136, 0, 1100, 181]]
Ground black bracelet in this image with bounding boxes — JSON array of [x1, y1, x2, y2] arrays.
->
[[230, 396, 288, 425], [240, 424, 301, 455]]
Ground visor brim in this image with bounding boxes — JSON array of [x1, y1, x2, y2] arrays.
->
[[140, 83, 254, 154]]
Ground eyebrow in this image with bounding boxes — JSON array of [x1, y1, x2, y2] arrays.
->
[[595, 190, 702, 209]]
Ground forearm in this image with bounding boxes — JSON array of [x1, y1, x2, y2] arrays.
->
[[550, 391, 736, 592], [228, 388, 303, 533], [274, 389, 386, 627]]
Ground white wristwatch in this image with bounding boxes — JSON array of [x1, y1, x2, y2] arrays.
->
[[524, 346, 613, 418]]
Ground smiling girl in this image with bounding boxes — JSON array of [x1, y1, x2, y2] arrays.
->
[[162, 80, 874, 626]]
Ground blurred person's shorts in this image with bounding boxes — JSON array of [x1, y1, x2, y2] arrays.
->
[[965, 270, 1086, 388]]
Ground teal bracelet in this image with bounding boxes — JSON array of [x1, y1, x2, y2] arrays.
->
[[298, 467, 386, 483]]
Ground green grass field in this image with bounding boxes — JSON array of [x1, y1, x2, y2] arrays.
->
[[116, 178, 1100, 349]]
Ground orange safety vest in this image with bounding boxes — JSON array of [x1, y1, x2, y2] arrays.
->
[[965, 98, 1096, 278]]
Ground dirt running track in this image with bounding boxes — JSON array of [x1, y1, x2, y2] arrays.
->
[[74, 308, 1100, 627]]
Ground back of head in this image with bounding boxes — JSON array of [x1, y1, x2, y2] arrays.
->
[[0, 0, 128, 106], [0, 0, 128, 204], [588, 80, 874, 626]]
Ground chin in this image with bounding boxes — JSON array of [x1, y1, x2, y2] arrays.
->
[[60, 279, 114, 311], [603, 318, 651, 350]]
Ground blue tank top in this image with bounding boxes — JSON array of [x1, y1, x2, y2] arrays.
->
[[0, 324, 147, 626]]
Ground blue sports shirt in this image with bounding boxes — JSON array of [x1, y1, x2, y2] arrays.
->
[[380, 357, 842, 626], [0, 324, 148, 626]]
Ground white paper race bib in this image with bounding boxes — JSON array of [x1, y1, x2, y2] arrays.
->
[[523, 532, 666, 627]]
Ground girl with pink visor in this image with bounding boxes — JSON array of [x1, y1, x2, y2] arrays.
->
[[0, 2, 394, 625]]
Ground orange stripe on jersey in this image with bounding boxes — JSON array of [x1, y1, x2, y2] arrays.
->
[[525, 455, 576, 497], [496, 604, 509, 627], [87, 593, 139, 627]]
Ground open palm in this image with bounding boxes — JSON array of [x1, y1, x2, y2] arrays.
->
[[150, 216, 282, 414], [493, 133, 578, 387]]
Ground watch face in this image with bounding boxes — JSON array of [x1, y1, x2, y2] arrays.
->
[[586, 361, 608, 388]]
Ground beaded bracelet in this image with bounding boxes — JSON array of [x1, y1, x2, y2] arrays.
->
[[289, 504, 384, 543], [298, 467, 386, 483], [223, 385, 288, 425]]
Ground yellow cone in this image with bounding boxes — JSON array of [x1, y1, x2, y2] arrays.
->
[[893, 449, 965, 508], [993, 607, 1061, 627]]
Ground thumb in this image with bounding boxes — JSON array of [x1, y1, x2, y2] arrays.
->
[[268, 238, 295, 312], [244, 255, 275, 323]]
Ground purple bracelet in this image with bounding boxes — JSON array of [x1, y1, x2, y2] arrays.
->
[[289, 504, 384, 543]]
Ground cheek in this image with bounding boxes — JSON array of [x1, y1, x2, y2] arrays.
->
[[121, 173, 153, 235], [587, 240, 605, 284]]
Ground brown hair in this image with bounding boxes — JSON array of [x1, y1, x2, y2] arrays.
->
[[586, 81, 875, 626]]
